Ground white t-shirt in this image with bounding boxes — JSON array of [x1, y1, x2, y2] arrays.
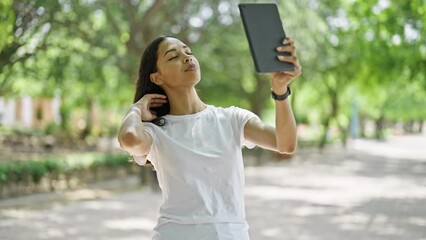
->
[[134, 105, 257, 240]]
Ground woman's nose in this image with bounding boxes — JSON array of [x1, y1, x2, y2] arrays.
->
[[184, 55, 192, 63]]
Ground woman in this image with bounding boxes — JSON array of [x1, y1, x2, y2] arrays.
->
[[118, 35, 301, 240]]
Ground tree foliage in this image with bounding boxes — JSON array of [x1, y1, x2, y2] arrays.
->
[[0, 0, 424, 144]]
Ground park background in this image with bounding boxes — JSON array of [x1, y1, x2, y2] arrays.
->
[[0, 0, 425, 239]]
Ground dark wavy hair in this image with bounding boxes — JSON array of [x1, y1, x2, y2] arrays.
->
[[134, 35, 175, 126]]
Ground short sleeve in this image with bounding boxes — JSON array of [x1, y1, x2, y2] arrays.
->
[[133, 155, 148, 166], [229, 106, 257, 149], [132, 123, 156, 166]]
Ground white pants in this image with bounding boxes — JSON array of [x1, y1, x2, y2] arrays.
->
[[152, 222, 250, 240]]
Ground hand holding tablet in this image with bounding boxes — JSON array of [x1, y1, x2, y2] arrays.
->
[[239, 3, 297, 73]]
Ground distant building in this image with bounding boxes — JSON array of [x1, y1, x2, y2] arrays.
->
[[0, 94, 61, 128]]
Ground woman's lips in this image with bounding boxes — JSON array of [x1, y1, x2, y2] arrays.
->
[[185, 64, 197, 72]]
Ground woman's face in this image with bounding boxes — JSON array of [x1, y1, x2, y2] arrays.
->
[[151, 38, 201, 89]]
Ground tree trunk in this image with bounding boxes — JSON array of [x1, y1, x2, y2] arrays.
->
[[319, 116, 331, 149], [338, 123, 349, 147], [249, 73, 270, 116], [374, 115, 385, 140], [80, 98, 94, 140], [318, 86, 339, 149], [359, 116, 367, 138]]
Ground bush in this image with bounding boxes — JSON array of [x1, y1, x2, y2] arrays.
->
[[8, 162, 31, 182], [0, 153, 129, 186], [28, 161, 47, 184], [44, 122, 61, 135], [0, 164, 7, 183], [103, 154, 129, 167], [44, 159, 62, 173]]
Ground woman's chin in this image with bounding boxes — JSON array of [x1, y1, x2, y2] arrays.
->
[[186, 74, 201, 84]]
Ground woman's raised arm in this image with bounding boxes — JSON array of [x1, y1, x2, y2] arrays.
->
[[118, 94, 167, 156], [244, 37, 301, 155]]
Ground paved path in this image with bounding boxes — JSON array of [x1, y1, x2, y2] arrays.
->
[[1, 135, 425, 240]]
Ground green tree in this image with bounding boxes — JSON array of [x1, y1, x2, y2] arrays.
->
[[2, 0, 424, 148]]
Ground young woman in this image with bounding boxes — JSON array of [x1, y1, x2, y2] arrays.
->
[[118, 35, 301, 240]]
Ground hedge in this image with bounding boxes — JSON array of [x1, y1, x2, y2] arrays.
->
[[0, 153, 134, 198], [0, 153, 131, 184]]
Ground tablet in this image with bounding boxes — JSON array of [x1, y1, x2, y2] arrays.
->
[[239, 3, 294, 73]]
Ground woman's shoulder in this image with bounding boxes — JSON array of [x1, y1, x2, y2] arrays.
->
[[208, 105, 256, 121]]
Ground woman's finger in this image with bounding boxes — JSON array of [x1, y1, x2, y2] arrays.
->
[[150, 98, 168, 103], [282, 37, 294, 46], [277, 55, 298, 64], [289, 65, 302, 76], [150, 103, 165, 108], [276, 46, 295, 56], [148, 94, 167, 99]]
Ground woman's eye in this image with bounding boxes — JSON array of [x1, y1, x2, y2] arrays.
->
[[167, 52, 192, 61]]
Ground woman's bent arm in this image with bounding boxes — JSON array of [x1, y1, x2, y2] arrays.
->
[[118, 105, 152, 156], [244, 37, 300, 155], [273, 97, 297, 154], [244, 97, 297, 155]]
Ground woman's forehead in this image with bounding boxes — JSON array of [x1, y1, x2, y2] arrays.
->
[[158, 38, 187, 53]]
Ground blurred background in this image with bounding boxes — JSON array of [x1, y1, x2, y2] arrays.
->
[[0, 0, 425, 239]]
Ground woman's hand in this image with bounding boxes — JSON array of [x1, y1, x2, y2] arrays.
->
[[133, 94, 168, 121], [270, 37, 302, 94]]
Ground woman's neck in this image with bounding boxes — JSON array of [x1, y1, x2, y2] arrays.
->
[[165, 88, 207, 115]]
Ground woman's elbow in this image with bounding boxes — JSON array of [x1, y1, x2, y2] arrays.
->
[[118, 131, 140, 150], [276, 143, 297, 155]]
